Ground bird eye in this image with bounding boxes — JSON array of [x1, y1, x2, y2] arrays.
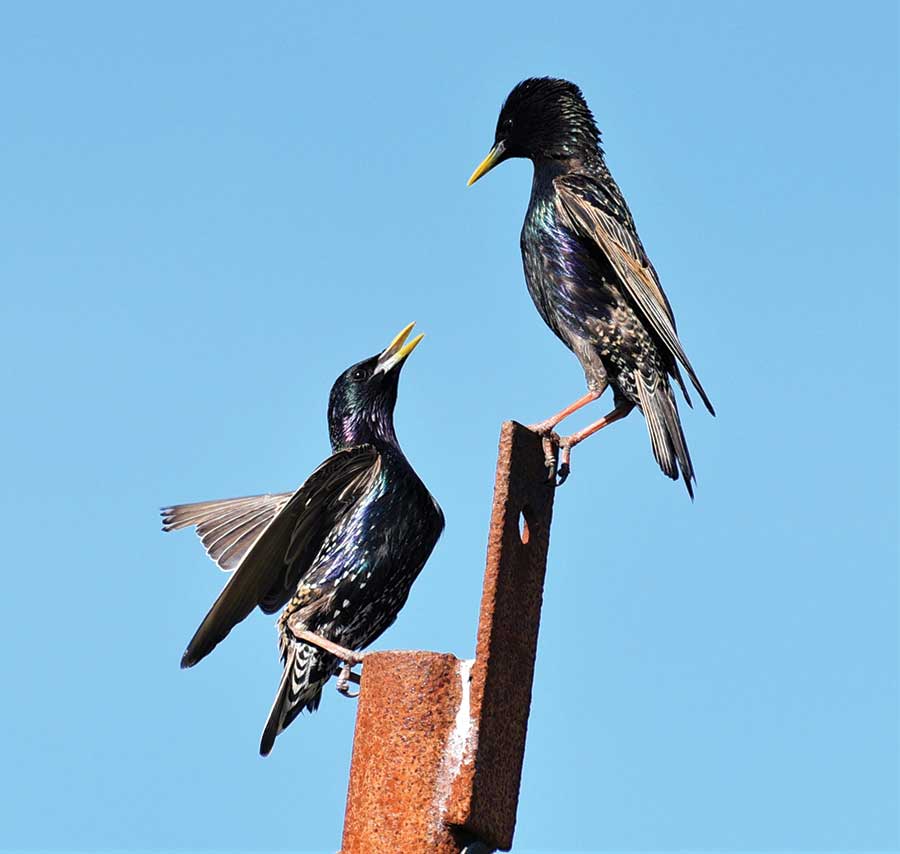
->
[[351, 367, 369, 381], [504, 117, 514, 131]]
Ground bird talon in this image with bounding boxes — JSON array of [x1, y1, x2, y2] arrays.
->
[[336, 682, 360, 699], [336, 662, 361, 698], [555, 439, 573, 486], [541, 433, 560, 483]]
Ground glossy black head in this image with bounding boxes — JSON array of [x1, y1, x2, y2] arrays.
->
[[328, 323, 423, 451], [468, 78, 601, 184]]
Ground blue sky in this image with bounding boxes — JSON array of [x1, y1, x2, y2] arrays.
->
[[0, 2, 896, 852]]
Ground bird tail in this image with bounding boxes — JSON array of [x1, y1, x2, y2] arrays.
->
[[259, 627, 335, 756], [635, 371, 696, 498]]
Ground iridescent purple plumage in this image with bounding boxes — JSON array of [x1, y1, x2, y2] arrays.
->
[[162, 324, 443, 755], [470, 78, 714, 492]]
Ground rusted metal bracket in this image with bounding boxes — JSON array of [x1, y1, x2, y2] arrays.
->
[[339, 422, 557, 853]]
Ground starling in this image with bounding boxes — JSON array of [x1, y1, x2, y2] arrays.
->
[[468, 78, 714, 494], [161, 323, 444, 755]]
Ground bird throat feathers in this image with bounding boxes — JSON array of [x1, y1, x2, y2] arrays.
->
[[328, 380, 400, 451]]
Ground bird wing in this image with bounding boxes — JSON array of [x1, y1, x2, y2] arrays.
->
[[554, 172, 715, 415], [180, 444, 381, 668], [258, 448, 384, 615], [161, 493, 294, 571]]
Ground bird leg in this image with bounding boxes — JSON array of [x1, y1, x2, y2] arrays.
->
[[288, 624, 366, 698], [527, 390, 600, 435], [288, 626, 366, 665], [556, 402, 635, 484], [527, 391, 600, 481]]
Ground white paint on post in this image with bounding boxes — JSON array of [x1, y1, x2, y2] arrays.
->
[[432, 657, 476, 829]]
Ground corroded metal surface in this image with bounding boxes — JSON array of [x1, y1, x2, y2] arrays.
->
[[339, 422, 556, 853], [339, 651, 469, 853], [445, 421, 557, 849]]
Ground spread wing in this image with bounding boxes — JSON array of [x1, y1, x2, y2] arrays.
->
[[161, 493, 294, 571], [554, 172, 715, 415], [179, 445, 381, 668]]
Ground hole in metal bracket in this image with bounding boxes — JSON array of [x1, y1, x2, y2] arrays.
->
[[518, 506, 532, 545]]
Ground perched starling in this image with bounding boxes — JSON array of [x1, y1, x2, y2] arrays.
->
[[162, 323, 444, 755], [468, 78, 714, 494]]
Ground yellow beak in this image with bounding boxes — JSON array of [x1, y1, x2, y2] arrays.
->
[[377, 321, 424, 372], [467, 141, 506, 186]]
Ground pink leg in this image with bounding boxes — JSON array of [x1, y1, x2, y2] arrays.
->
[[527, 390, 601, 434], [287, 623, 366, 699], [557, 402, 635, 484], [528, 391, 603, 482], [288, 626, 365, 665]]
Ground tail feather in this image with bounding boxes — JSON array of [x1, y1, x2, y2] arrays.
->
[[259, 630, 334, 756], [635, 370, 696, 498]]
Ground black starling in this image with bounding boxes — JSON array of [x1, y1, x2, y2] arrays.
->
[[468, 78, 714, 494], [162, 323, 444, 755]]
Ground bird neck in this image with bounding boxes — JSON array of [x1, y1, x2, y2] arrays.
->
[[533, 149, 604, 179], [329, 408, 400, 453]]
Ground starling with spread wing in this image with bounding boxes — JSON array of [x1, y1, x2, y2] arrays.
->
[[468, 78, 714, 494], [162, 323, 444, 754]]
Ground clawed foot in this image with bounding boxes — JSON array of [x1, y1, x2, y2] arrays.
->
[[526, 419, 559, 481], [556, 437, 574, 485], [540, 431, 561, 483], [531, 428, 574, 486], [336, 662, 362, 698], [526, 423, 567, 486], [525, 391, 602, 483], [529, 401, 634, 486]]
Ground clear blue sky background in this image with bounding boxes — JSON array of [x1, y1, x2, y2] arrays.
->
[[1, 2, 896, 852]]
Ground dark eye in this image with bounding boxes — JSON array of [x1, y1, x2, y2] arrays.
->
[[351, 366, 369, 381], [504, 117, 514, 131]]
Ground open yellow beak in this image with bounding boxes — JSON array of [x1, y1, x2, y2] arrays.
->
[[467, 141, 507, 186], [377, 321, 424, 372]]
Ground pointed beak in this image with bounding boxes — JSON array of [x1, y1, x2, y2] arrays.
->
[[375, 321, 424, 374], [467, 140, 507, 186]]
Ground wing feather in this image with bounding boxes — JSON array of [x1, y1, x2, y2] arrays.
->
[[161, 493, 294, 571], [554, 173, 715, 415], [178, 445, 381, 668]]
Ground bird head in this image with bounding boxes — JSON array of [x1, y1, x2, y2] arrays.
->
[[468, 77, 601, 185], [328, 322, 424, 451]]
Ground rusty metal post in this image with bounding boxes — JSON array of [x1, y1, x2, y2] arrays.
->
[[339, 422, 557, 853]]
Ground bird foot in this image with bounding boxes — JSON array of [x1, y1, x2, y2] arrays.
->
[[336, 662, 362, 699], [556, 437, 574, 486], [525, 423, 562, 484], [526, 417, 559, 435], [536, 432, 563, 483], [551, 402, 634, 485]]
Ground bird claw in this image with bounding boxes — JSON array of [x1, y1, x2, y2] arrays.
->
[[540, 432, 560, 483], [336, 662, 361, 699], [555, 438, 573, 486], [526, 422, 562, 486]]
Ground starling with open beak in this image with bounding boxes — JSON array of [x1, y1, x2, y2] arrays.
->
[[162, 323, 444, 755], [468, 78, 714, 494]]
